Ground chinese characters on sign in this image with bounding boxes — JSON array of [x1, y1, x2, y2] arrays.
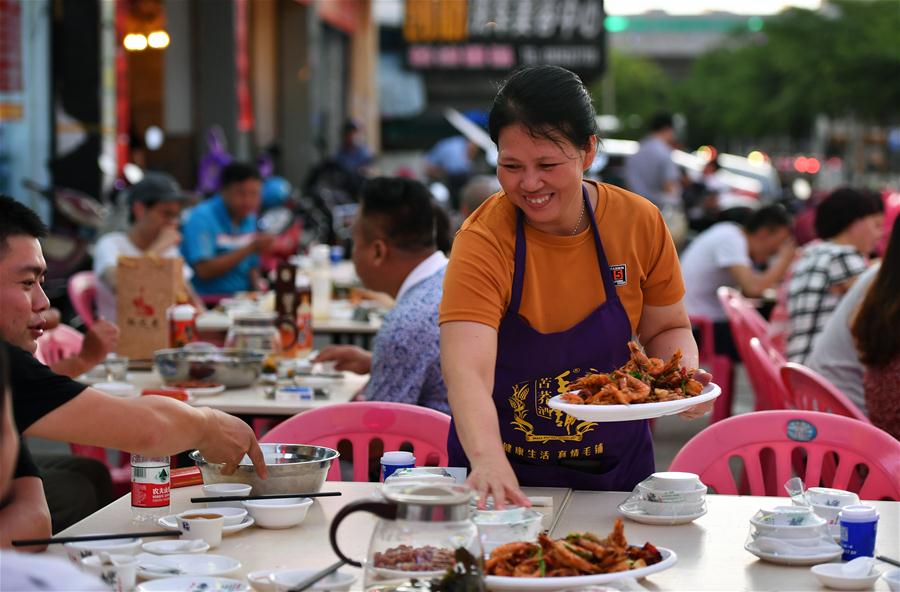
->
[[403, 0, 606, 77]]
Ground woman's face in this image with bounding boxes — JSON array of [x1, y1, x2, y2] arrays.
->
[[496, 123, 596, 235]]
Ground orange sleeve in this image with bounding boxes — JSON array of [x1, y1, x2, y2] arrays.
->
[[439, 227, 511, 329], [640, 207, 686, 306]]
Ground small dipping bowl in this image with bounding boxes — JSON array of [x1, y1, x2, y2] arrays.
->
[[202, 483, 253, 508], [637, 482, 707, 504], [191, 506, 247, 526], [750, 506, 828, 539], [812, 563, 881, 590], [243, 497, 313, 529]]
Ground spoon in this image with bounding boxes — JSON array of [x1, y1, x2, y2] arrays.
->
[[842, 556, 875, 577], [784, 477, 810, 507]]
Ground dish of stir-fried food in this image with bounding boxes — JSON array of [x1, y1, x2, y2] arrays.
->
[[559, 341, 703, 406], [485, 519, 662, 577]]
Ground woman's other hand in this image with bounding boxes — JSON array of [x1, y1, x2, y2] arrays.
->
[[468, 456, 531, 510], [679, 368, 713, 419]]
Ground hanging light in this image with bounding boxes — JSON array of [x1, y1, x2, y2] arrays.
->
[[147, 30, 170, 49], [123, 33, 148, 51]]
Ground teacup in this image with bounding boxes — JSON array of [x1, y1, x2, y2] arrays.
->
[[81, 554, 137, 592], [806, 487, 859, 508], [177, 511, 225, 548], [202, 482, 252, 508], [642, 471, 703, 492]]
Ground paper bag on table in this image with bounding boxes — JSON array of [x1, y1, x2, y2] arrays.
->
[[116, 255, 183, 360]]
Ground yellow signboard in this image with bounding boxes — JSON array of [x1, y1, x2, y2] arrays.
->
[[404, 0, 468, 43]]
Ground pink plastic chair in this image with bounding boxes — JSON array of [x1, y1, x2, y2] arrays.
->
[[689, 315, 734, 424], [780, 363, 870, 422], [747, 337, 790, 410], [67, 271, 97, 328], [34, 324, 84, 366], [669, 410, 900, 500], [261, 402, 451, 482]]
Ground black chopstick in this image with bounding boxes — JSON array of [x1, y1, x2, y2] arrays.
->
[[287, 559, 347, 592], [877, 555, 900, 567], [12, 531, 178, 547], [190, 491, 342, 503]]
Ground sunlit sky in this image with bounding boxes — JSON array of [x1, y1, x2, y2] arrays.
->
[[605, 0, 822, 15]]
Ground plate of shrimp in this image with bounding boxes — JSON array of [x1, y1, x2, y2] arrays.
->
[[547, 341, 721, 422], [484, 519, 676, 590]]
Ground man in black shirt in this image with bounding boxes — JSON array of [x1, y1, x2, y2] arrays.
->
[[0, 196, 269, 549]]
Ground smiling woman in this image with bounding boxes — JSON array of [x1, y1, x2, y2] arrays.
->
[[438, 66, 709, 507]]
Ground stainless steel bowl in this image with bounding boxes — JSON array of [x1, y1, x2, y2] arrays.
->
[[190, 444, 339, 495], [154, 348, 265, 388]]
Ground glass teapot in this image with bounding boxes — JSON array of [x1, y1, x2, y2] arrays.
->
[[329, 482, 485, 591], [224, 312, 282, 355]]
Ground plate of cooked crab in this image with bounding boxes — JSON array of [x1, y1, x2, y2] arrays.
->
[[484, 519, 677, 591], [547, 341, 721, 422]]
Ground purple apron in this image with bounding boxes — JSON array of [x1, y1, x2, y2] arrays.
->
[[447, 185, 654, 491]]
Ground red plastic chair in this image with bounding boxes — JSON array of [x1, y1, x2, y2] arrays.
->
[[780, 363, 870, 422], [689, 315, 734, 424], [67, 271, 98, 328], [35, 324, 132, 495], [34, 324, 84, 366], [747, 337, 790, 410], [261, 402, 451, 482], [669, 410, 900, 500]]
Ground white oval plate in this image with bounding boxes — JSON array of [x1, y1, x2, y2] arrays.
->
[[137, 576, 250, 592], [548, 383, 721, 422], [247, 569, 356, 592], [142, 539, 209, 554], [618, 500, 707, 525], [485, 547, 676, 591], [744, 540, 842, 565], [136, 553, 241, 579], [157, 514, 255, 534], [185, 384, 226, 397]]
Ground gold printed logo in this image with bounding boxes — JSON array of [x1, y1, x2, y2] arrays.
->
[[508, 368, 597, 443]]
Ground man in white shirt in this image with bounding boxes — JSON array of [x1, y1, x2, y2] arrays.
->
[[681, 205, 796, 358], [93, 173, 202, 321], [315, 177, 449, 413]]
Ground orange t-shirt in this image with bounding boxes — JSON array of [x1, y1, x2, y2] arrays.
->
[[439, 180, 684, 334]]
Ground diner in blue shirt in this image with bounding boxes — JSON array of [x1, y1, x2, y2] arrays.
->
[[180, 162, 273, 296]]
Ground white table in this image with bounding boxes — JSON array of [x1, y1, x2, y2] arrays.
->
[[52, 482, 569, 588], [128, 371, 367, 416], [552, 491, 899, 591]]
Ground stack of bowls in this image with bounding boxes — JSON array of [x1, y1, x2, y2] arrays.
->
[[746, 505, 842, 563], [635, 472, 707, 516], [794, 487, 860, 538]]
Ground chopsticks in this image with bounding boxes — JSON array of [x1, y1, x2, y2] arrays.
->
[[877, 555, 900, 567], [12, 531, 178, 547], [190, 491, 342, 503], [286, 559, 347, 592]]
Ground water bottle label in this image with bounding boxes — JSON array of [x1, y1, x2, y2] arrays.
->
[[132, 464, 170, 508]]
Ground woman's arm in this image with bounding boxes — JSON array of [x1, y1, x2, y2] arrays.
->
[[441, 321, 529, 509], [637, 300, 712, 419]]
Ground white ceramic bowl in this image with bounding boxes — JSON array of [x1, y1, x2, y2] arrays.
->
[[639, 498, 704, 516], [472, 507, 544, 553], [637, 482, 707, 504], [806, 487, 860, 508], [270, 569, 355, 592], [180, 506, 247, 526], [202, 483, 253, 508], [883, 568, 900, 592], [750, 506, 828, 539], [242, 498, 313, 529], [812, 563, 881, 590], [64, 536, 143, 562], [642, 471, 702, 492]]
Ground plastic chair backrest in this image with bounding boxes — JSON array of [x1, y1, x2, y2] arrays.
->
[[34, 325, 84, 366], [780, 363, 870, 423], [261, 402, 451, 482], [669, 410, 899, 500], [747, 337, 789, 410], [67, 271, 97, 328], [689, 315, 716, 364]]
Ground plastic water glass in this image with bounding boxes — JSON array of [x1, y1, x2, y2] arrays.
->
[[380, 451, 415, 481]]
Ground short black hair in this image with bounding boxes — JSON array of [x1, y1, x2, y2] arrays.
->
[[815, 187, 884, 240], [489, 65, 598, 150], [648, 112, 674, 132], [359, 177, 436, 252], [219, 162, 261, 189], [744, 204, 793, 233], [0, 195, 48, 258]]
